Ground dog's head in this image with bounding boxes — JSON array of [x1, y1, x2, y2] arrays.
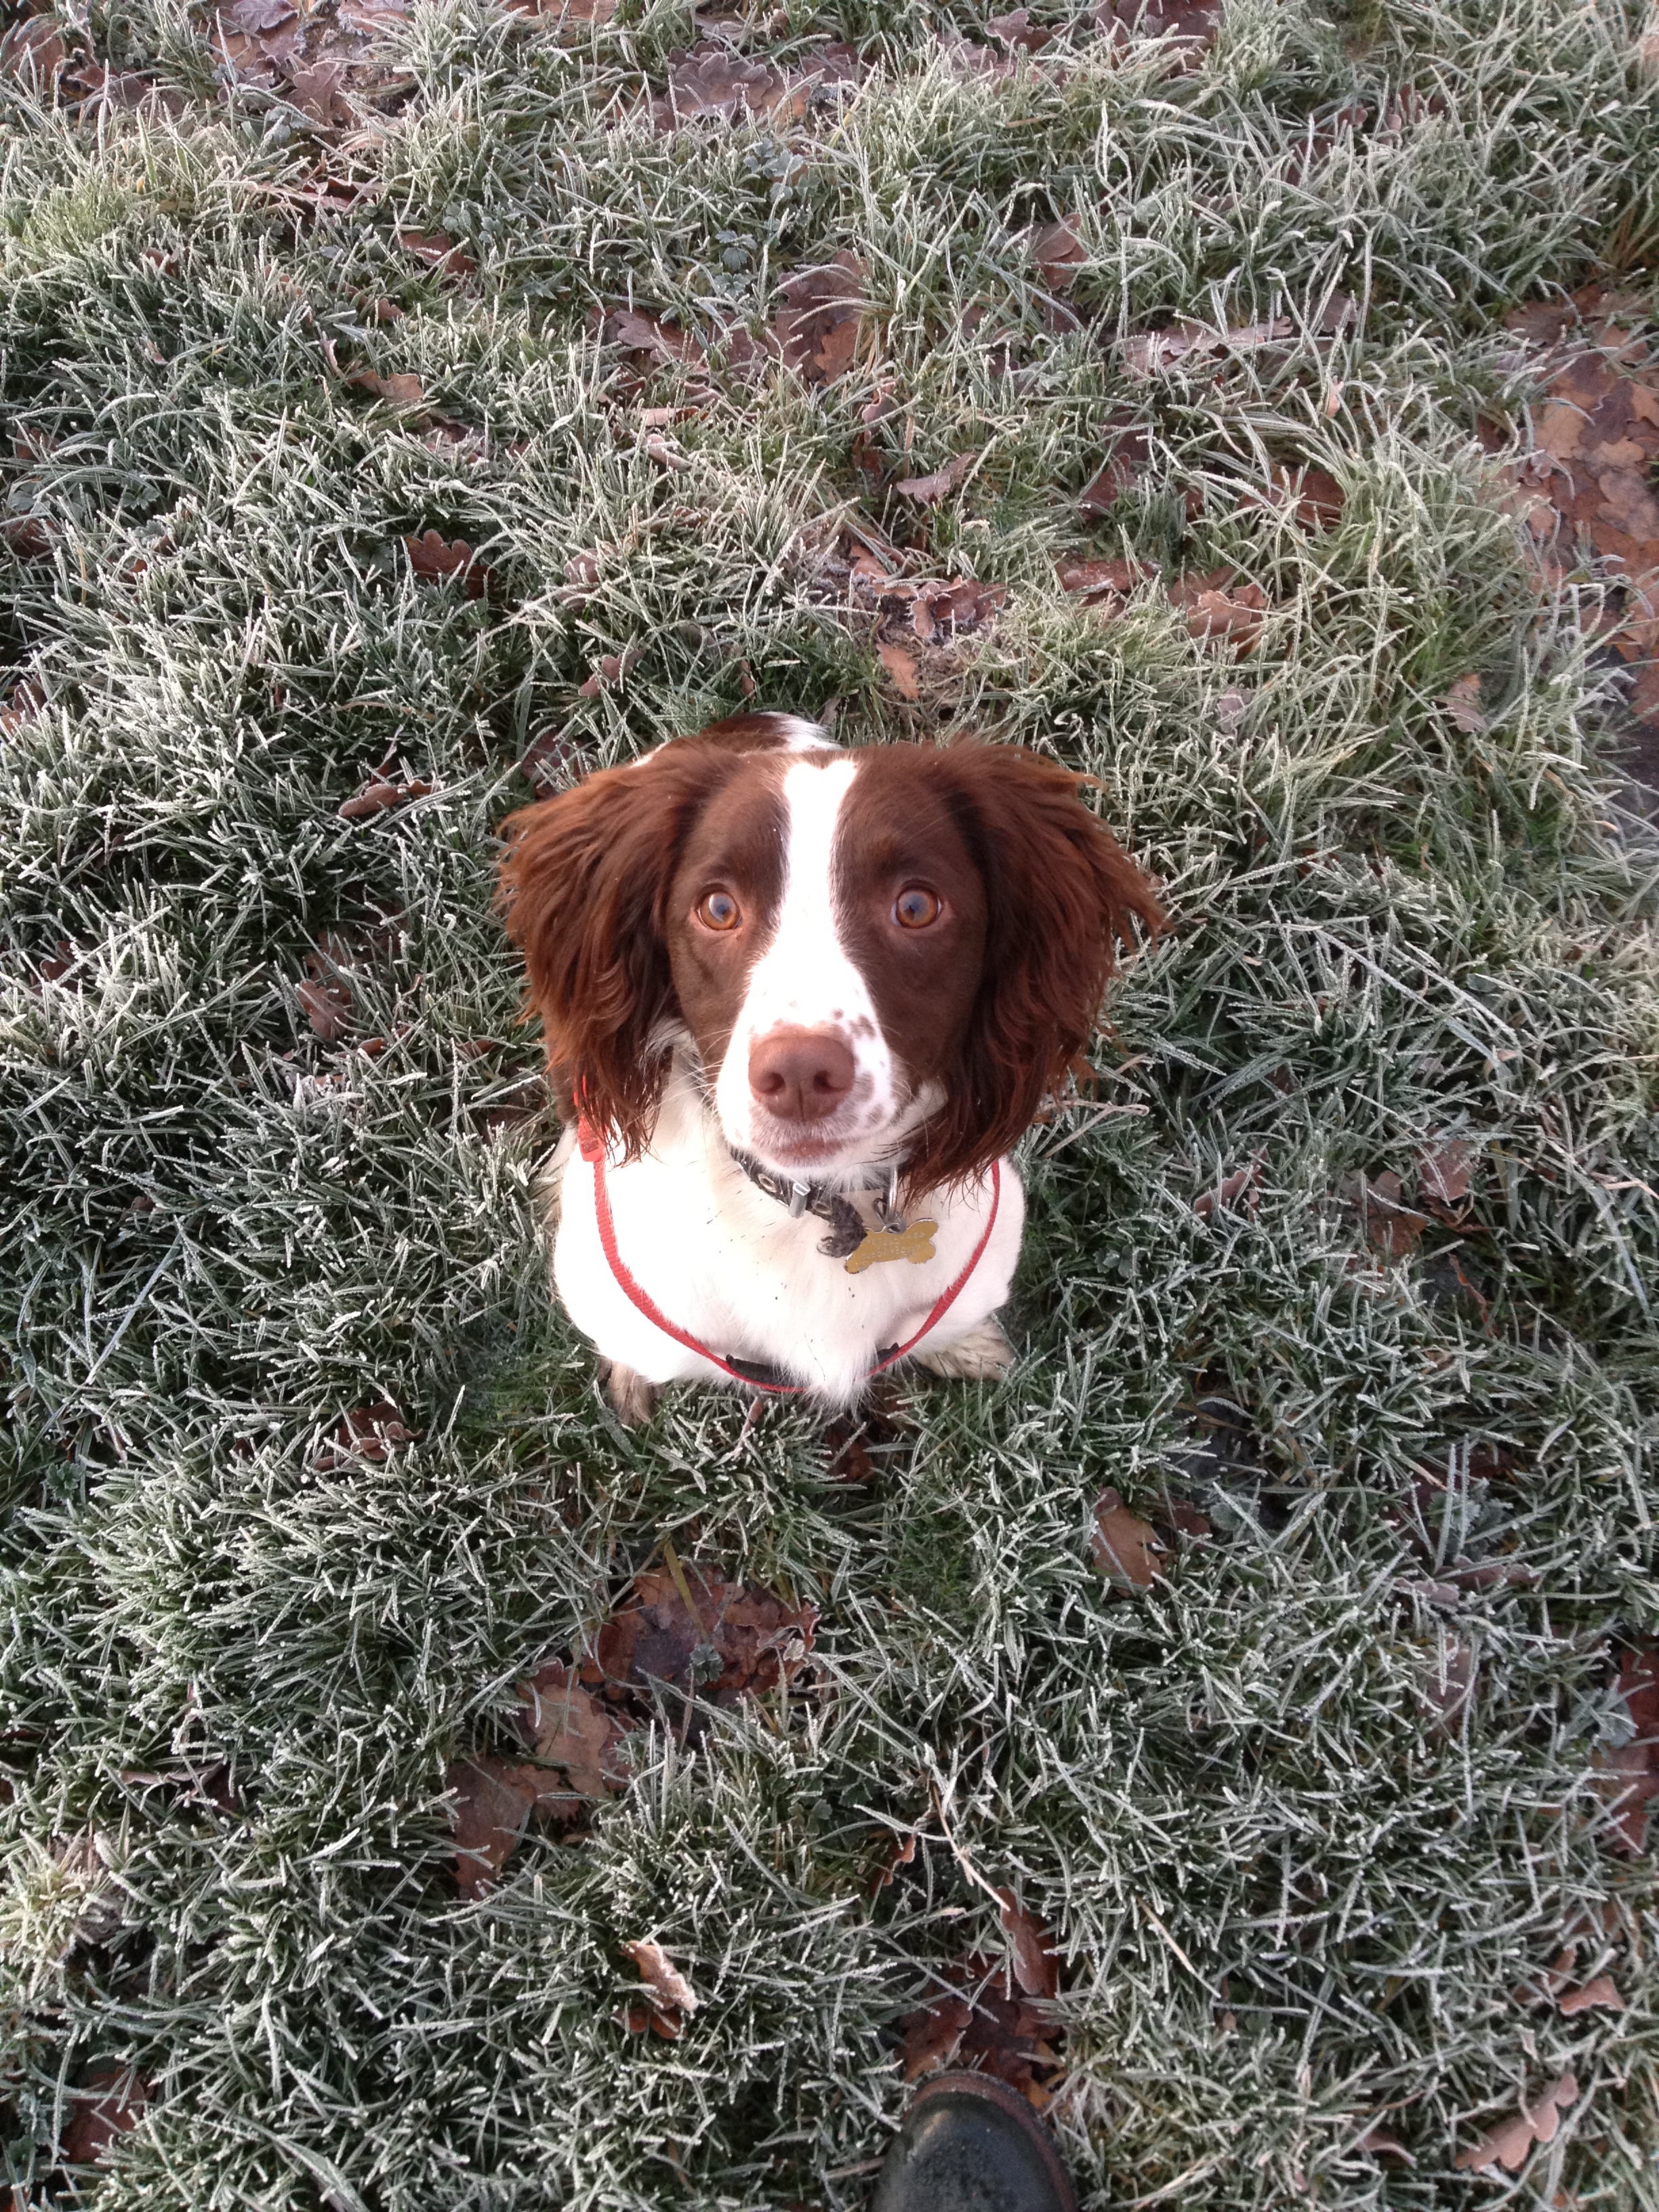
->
[[497, 713, 1162, 1191]]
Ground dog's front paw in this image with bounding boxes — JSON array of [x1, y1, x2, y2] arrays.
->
[[598, 1358, 659, 1426], [913, 1316, 1015, 1382]]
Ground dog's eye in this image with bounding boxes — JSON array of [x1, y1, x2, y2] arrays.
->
[[893, 886, 942, 930], [697, 889, 741, 932]]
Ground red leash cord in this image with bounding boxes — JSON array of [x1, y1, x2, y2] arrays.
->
[[577, 1120, 1001, 1395]]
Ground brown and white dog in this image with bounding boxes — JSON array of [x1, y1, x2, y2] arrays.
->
[[497, 713, 1160, 1420]]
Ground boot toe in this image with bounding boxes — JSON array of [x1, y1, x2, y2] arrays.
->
[[871, 2072, 1077, 2212]]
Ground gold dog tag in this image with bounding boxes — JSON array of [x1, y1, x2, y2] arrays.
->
[[844, 1221, 939, 1274]]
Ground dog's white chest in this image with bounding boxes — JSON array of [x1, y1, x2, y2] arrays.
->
[[544, 1082, 1024, 1407]]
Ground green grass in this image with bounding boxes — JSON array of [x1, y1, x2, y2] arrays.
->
[[4, 0, 1659, 2203]]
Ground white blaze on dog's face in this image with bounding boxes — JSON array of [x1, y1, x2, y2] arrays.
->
[[498, 712, 1163, 1194], [707, 756, 898, 1173], [658, 722, 1011, 1182]]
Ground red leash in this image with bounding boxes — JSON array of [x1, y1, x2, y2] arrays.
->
[[577, 1120, 1000, 1395]]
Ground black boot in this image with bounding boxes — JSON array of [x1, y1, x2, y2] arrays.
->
[[871, 2071, 1078, 2212]]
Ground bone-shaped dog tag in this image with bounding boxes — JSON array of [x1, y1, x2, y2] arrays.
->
[[844, 1220, 938, 1274]]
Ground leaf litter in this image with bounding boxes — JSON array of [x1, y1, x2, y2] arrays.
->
[[444, 1559, 815, 1891]]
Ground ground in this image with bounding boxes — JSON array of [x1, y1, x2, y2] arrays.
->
[[3, 0, 1659, 2205]]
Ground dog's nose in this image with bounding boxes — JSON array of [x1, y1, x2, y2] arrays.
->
[[747, 1028, 855, 1122]]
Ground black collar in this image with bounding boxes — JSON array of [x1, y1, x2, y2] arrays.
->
[[728, 1148, 906, 1260]]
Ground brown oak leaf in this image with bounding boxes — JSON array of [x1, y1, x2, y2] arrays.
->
[[404, 530, 489, 597], [659, 44, 806, 127], [447, 1757, 581, 1895], [899, 1957, 1061, 2104], [986, 7, 1053, 49], [516, 1660, 630, 1798], [295, 974, 352, 1042], [398, 229, 476, 278], [1271, 462, 1345, 531], [314, 1401, 417, 1467], [995, 1889, 1060, 2000], [623, 1937, 699, 2026], [349, 369, 426, 408], [1558, 1973, 1624, 2015], [1057, 555, 1143, 607], [1455, 2072, 1578, 2173], [1193, 1160, 1261, 1221], [583, 1561, 817, 1725], [0, 15, 67, 83], [1169, 569, 1268, 651], [1092, 1489, 1164, 1590], [893, 453, 976, 505], [606, 308, 708, 369], [1078, 427, 1151, 514], [60, 2066, 150, 2165], [1030, 218, 1085, 291], [289, 58, 349, 123], [878, 642, 921, 699], [1443, 672, 1486, 733], [1418, 1137, 1475, 1212], [773, 253, 867, 385]]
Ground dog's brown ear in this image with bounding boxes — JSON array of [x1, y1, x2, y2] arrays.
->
[[916, 745, 1163, 1191], [496, 748, 724, 1153]]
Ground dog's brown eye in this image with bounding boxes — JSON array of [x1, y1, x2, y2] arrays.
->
[[893, 887, 941, 930], [697, 889, 741, 932]]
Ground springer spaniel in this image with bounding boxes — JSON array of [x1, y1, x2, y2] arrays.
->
[[498, 714, 1160, 1422]]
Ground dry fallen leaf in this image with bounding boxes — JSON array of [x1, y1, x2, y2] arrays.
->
[[995, 1889, 1060, 2000], [606, 307, 708, 370], [1030, 218, 1085, 292], [1, 514, 51, 558], [1456, 2071, 1578, 2174], [338, 774, 431, 820], [987, 7, 1054, 49], [878, 642, 921, 698], [60, 2066, 150, 2165], [1271, 462, 1345, 531], [773, 252, 867, 385], [893, 452, 975, 504], [1589, 1641, 1659, 1851], [516, 1660, 630, 1799], [1094, 0, 1221, 49], [1418, 1136, 1475, 1212], [869, 1828, 919, 1893], [289, 57, 348, 121], [577, 647, 640, 698], [398, 228, 476, 278], [1057, 555, 1144, 606], [1558, 1973, 1624, 2015], [899, 1957, 1061, 2104], [1443, 672, 1486, 733], [1193, 1160, 1261, 1221], [0, 14, 67, 83], [1078, 427, 1151, 514], [447, 1757, 581, 1896], [1169, 570, 1268, 651], [314, 1400, 417, 1466], [348, 369, 426, 409], [584, 1561, 817, 1719], [658, 43, 806, 127], [1092, 1488, 1164, 1590], [1345, 1168, 1432, 1257], [404, 530, 489, 598], [295, 975, 352, 1042], [223, 0, 296, 25], [624, 1938, 699, 2021]]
